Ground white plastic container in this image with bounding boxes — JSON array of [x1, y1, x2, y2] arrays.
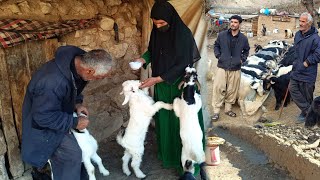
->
[[205, 145, 221, 165], [206, 136, 225, 166], [129, 61, 142, 70]]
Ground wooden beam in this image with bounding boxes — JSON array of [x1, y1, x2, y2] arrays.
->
[[0, 48, 24, 178]]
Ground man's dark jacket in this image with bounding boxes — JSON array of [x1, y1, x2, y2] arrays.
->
[[291, 26, 320, 83], [214, 29, 250, 71], [21, 46, 86, 168]]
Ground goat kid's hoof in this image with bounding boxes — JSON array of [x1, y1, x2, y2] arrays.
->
[[124, 170, 131, 176], [101, 169, 110, 176], [136, 173, 146, 179]]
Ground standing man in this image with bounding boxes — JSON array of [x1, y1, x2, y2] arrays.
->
[[262, 24, 267, 36], [289, 12, 320, 122], [21, 46, 114, 180], [211, 15, 250, 121]]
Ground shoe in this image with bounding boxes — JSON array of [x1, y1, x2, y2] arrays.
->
[[211, 113, 219, 122], [225, 111, 237, 117], [296, 113, 306, 123]]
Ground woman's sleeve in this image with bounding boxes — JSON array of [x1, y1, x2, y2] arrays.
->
[[142, 51, 151, 69]]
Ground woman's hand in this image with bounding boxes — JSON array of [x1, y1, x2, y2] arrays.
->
[[140, 76, 163, 88], [130, 58, 146, 73], [135, 58, 146, 64]]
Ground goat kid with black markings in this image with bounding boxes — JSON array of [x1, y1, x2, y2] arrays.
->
[[117, 80, 173, 178], [72, 113, 109, 180], [173, 67, 206, 180], [179, 160, 196, 180], [305, 96, 320, 128]]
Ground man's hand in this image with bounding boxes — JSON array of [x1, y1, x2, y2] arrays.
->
[[140, 76, 163, 88], [303, 61, 309, 67], [75, 104, 89, 117], [76, 116, 89, 130]]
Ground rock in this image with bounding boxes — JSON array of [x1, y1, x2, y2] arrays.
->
[[105, 0, 122, 6], [124, 26, 137, 38], [98, 31, 111, 42], [88, 42, 97, 48], [106, 85, 124, 107], [302, 135, 308, 140], [17, 1, 31, 12], [0, 155, 9, 180], [80, 35, 95, 46], [57, 5, 68, 15], [119, 32, 125, 41], [100, 16, 115, 31], [109, 43, 128, 59], [8, 4, 21, 14], [84, 93, 124, 142], [39, 2, 52, 14], [110, 6, 118, 15], [75, 30, 82, 38], [115, 16, 126, 29]]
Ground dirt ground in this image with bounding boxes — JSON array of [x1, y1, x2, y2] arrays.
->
[[95, 127, 182, 180]]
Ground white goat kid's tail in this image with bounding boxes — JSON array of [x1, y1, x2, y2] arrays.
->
[[72, 113, 109, 180]]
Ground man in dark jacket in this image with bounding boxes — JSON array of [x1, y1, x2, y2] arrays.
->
[[21, 46, 113, 180], [289, 12, 320, 122], [211, 15, 250, 121]]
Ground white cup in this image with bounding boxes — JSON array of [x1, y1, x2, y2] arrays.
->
[[129, 61, 142, 70]]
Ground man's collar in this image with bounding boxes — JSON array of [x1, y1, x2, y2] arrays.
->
[[301, 26, 315, 37], [228, 28, 240, 37], [70, 58, 84, 81]]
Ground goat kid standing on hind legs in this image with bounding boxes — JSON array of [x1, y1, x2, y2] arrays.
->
[[117, 80, 173, 179], [173, 67, 207, 180], [131, 0, 206, 177]]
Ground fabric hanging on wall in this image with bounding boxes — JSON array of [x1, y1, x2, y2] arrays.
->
[[0, 18, 97, 48]]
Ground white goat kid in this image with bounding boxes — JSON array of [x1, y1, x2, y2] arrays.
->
[[117, 80, 173, 178], [71, 112, 109, 180], [172, 67, 206, 180]]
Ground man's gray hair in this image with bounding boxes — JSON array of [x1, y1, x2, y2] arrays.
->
[[301, 12, 313, 23], [81, 49, 113, 75]]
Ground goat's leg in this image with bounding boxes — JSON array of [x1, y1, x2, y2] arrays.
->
[[150, 101, 173, 115], [284, 92, 291, 107], [181, 147, 191, 173], [83, 156, 96, 180], [274, 91, 281, 110], [131, 153, 146, 178], [91, 153, 109, 176], [195, 150, 207, 180], [122, 150, 132, 176], [199, 162, 207, 180]]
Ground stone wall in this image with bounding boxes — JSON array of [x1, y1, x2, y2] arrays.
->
[[59, 1, 144, 141], [0, 0, 145, 179]]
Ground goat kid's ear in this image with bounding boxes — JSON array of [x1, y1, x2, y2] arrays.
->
[[178, 81, 185, 90], [120, 90, 124, 95], [122, 95, 130, 105]]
